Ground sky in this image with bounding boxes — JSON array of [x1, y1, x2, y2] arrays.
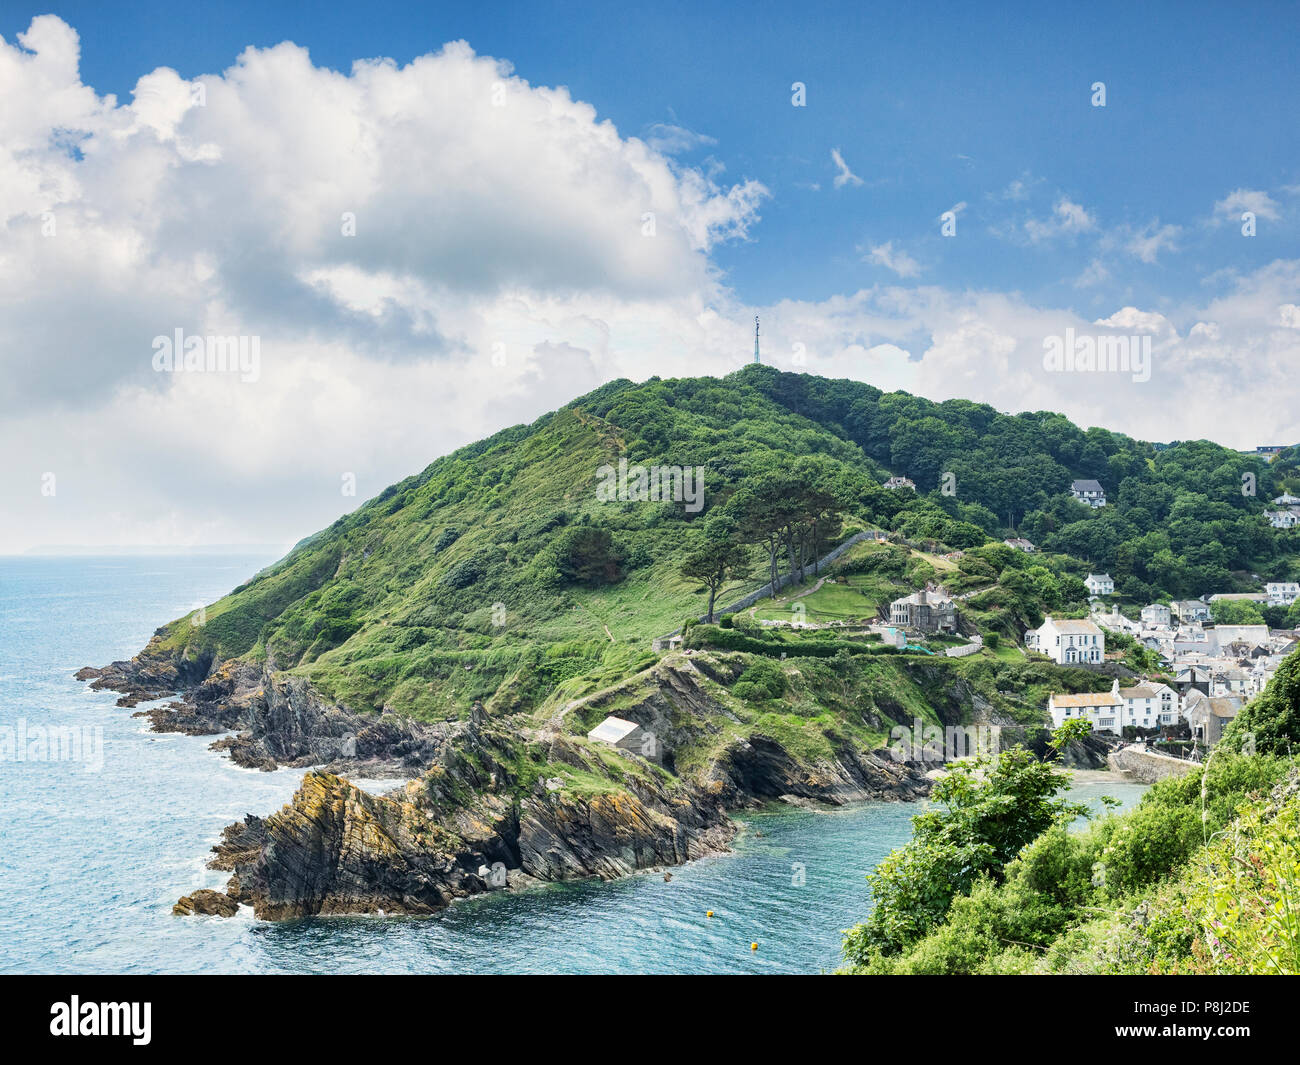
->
[[2, 1, 1299, 552]]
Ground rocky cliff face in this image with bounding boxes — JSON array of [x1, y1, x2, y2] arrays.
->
[[85, 640, 934, 921], [188, 723, 736, 920]]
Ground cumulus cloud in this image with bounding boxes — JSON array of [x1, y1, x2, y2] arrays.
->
[[3, 16, 1298, 553]]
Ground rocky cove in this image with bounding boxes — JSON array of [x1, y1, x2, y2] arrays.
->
[[78, 639, 936, 922]]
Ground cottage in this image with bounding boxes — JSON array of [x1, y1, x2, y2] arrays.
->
[[1183, 691, 1242, 747], [1264, 509, 1299, 529], [1171, 598, 1210, 623], [1120, 681, 1179, 730], [1266, 581, 1300, 606], [883, 476, 916, 491], [1026, 615, 1105, 665], [1272, 493, 1300, 506], [1140, 603, 1172, 627], [1173, 664, 1212, 696], [1070, 479, 1107, 507], [1084, 573, 1115, 597], [888, 587, 956, 634], [1003, 537, 1036, 552], [1049, 688, 1124, 735]]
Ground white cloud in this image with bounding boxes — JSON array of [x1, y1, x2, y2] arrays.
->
[[3, 16, 1298, 553], [1023, 197, 1096, 242], [1213, 187, 1281, 223], [831, 148, 863, 189], [1124, 220, 1182, 263], [863, 241, 921, 278]]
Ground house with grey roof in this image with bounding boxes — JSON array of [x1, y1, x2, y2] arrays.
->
[[1070, 479, 1106, 507]]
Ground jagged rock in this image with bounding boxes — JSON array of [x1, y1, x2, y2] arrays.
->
[[172, 889, 239, 917]]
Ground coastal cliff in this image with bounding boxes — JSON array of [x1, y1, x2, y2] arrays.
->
[[87, 640, 939, 920]]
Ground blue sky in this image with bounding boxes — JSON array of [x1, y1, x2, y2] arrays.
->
[[22, 0, 1300, 311], [2, 3, 1298, 550]]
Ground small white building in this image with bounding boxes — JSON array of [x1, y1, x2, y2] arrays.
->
[[1071, 479, 1107, 507], [1003, 537, 1036, 552], [1265, 509, 1299, 529], [587, 716, 656, 760], [1141, 603, 1172, 627], [1266, 581, 1300, 606], [883, 476, 916, 491], [1085, 573, 1115, 597], [1027, 615, 1105, 665], [1272, 493, 1300, 506]]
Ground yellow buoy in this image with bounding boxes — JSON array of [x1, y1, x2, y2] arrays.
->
[[706, 910, 714, 918], [751, 942, 758, 951]]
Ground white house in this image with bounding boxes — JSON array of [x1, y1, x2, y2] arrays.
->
[[1003, 537, 1036, 552], [1141, 603, 1172, 627], [1265, 509, 1299, 529], [1071, 479, 1107, 507], [1027, 615, 1105, 665], [1266, 581, 1300, 606], [1049, 687, 1124, 735], [883, 476, 916, 491], [1272, 493, 1300, 506], [1085, 573, 1115, 597], [1119, 681, 1179, 730]]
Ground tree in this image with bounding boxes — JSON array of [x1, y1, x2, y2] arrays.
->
[[680, 533, 753, 623], [841, 722, 1090, 961]]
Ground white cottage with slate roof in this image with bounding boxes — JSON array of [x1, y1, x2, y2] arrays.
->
[[1026, 615, 1105, 665]]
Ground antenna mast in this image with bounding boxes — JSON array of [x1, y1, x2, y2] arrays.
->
[[753, 316, 760, 363]]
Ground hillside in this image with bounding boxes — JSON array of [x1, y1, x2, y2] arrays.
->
[[82, 366, 1300, 919], [121, 365, 1296, 722]]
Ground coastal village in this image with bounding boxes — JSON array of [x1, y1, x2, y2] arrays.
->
[[623, 475, 1299, 764]]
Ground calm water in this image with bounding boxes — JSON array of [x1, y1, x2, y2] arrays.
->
[[0, 555, 1146, 974]]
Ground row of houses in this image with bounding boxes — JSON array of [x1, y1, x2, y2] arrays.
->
[[1048, 681, 1243, 745]]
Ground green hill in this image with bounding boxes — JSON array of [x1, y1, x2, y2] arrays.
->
[[137, 365, 1296, 723]]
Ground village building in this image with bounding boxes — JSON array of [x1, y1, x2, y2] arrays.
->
[[1171, 598, 1211, 623], [1084, 573, 1115, 597], [1003, 537, 1036, 552], [882, 476, 916, 491], [1071, 479, 1107, 507], [1120, 681, 1180, 729], [1264, 509, 1299, 529], [1272, 492, 1300, 506], [1183, 691, 1243, 747], [1140, 603, 1172, 627], [1173, 664, 1212, 697], [1026, 615, 1105, 665], [1048, 688, 1124, 735], [888, 587, 956, 634], [1266, 581, 1300, 605]]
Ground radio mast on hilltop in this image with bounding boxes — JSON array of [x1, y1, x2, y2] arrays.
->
[[753, 316, 760, 363]]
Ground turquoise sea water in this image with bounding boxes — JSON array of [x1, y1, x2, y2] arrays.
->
[[0, 555, 1146, 974]]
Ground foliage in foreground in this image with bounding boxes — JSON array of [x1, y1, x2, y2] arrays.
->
[[841, 749, 1295, 974]]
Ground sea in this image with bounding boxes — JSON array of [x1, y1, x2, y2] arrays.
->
[[0, 554, 1146, 974]]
